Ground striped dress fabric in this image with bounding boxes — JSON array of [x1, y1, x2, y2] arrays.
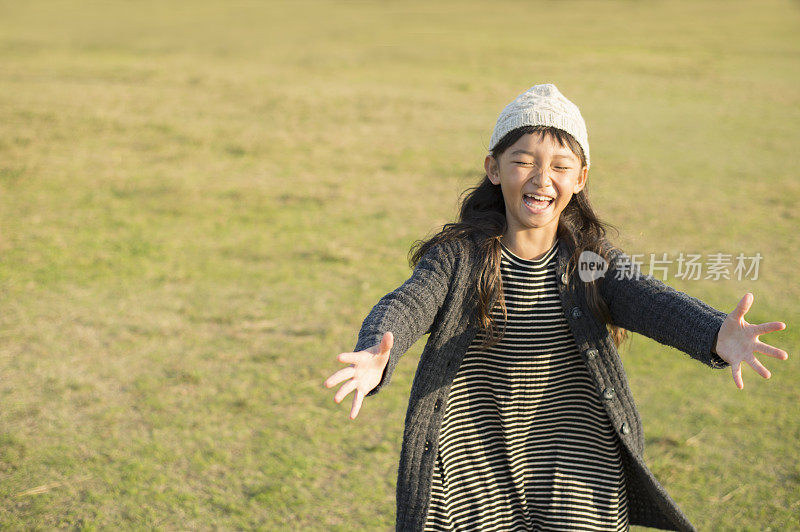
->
[[423, 239, 629, 531]]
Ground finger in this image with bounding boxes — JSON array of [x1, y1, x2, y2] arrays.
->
[[324, 366, 356, 388], [734, 293, 754, 320], [747, 356, 771, 380], [338, 352, 365, 364], [350, 388, 364, 420], [379, 331, 394, 355], [753, 321, 786, 335], [334, 378, 358, 404], [732, 362, 744, 390], [754, 341, 789, 360]]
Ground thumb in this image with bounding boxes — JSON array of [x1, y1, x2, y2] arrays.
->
[[734, 293, 754, 320], [380, 331, 394, 355]]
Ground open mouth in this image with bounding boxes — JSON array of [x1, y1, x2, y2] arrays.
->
[[523, 193, 554, 211]]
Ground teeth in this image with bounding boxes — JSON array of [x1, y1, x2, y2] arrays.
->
[[524, 194, 552, 201]]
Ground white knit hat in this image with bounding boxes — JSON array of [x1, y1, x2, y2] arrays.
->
[[489, 83, 590, 166]]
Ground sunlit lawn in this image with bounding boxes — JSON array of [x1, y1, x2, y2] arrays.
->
[[1, 0, 798, 529]]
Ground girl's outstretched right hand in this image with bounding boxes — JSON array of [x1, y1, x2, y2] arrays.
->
[[323, 331, 393, 420]]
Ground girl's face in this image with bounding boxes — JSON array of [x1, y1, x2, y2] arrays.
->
[[485, 132, 588, 238]]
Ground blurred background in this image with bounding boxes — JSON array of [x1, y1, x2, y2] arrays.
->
[[1, 0, 798, 529]]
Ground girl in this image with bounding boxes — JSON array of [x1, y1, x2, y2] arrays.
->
[[323, 84, 788, 532]]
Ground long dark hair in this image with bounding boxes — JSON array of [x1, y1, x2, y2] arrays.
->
[[409, 125, 628, 349]]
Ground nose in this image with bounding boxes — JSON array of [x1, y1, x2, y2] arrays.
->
[[530, 167, 552, 187]]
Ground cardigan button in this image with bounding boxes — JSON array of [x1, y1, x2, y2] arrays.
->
[[602, 387, 615, 400], [424, 440, 431, 451], [586, 349, 598, 360], [433, 400, 441, 412], [621, 422, 631, 435], [570, 307, 582, 319]]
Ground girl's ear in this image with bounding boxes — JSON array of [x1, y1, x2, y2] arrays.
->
[[485, 155, 500, 185], [574, 166, 588, 193]]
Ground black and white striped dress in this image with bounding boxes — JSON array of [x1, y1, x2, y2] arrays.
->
[[423, 239, 629, 531]]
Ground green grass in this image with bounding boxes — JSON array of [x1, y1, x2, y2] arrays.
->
[[1, 0, 798, 529]]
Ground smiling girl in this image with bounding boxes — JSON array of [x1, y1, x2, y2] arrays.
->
[[324, 84, 788, 531]]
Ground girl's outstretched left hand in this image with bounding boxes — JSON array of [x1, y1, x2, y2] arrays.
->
[[714, 293, 788, 389]]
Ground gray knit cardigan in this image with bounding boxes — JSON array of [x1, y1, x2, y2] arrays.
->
[[354, 234, 730, 531]]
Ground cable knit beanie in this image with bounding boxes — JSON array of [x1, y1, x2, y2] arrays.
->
[[489, 83, 590, 167]]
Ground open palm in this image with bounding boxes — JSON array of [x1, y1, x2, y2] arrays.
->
[[714, 293, 788, 389], [324, 331, 393, 419]]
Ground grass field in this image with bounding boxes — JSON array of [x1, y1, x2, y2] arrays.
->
[[1, 0, 798, 529]]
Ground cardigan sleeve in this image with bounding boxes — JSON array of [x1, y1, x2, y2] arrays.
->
[[599, 247, 730, 369], [353, 240, 457, 397]]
